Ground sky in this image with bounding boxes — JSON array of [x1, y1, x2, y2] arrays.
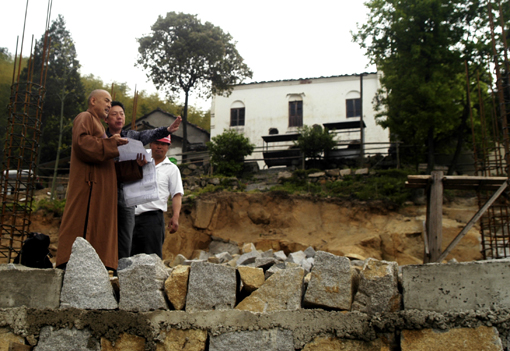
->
[[2, 0, 376, 110]]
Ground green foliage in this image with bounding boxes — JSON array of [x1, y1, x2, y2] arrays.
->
[[295, 125, 336, 160], [137, 12, 252, 151], [207, 129, 255, 176], [35, 198, 66, 217]]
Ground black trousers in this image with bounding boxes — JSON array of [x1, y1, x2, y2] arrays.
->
[[131, 210, 165, 258]]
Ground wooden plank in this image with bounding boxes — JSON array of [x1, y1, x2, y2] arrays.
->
[[425, 171, 443, 263], [436, 181, 508, 262]]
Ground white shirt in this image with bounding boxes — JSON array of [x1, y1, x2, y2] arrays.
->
[[135, 157, 184, 215]]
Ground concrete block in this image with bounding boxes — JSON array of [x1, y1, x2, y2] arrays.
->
[[164, 265, 190, 310], [0, 264, 63, 309], [118, 254, 169, 312], [402, 259, 510, 311], [156, 329, 207, 351], [236, 267, 304, 312], [186, 261, 236, 312], [33, 326, 100, 351], [400, 326, 503, 351], [60, 237, 117, 310], [101, 333, 145, 350], [303, 251, 354, 310], [209, 329, 294, 351], [352, 258, 400, 314]]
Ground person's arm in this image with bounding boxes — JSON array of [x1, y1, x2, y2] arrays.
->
[[168, 193, 182, 233], [132, 116, 182, 145]]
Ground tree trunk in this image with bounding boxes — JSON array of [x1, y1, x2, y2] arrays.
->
[[447, 105, 469, 175], [182, 90, 189, 162]]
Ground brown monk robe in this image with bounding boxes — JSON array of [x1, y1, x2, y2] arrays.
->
[[56, 90, 128, 270]]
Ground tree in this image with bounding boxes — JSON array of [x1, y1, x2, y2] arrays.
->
[[23, 15, 85, 171], [137, 12, 252, 155], [207, 129, 255, 177], [353, 0, 491, 173], [296, 125, 336, 166]]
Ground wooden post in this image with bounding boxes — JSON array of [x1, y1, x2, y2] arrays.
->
[[424, 171, 443, 263]]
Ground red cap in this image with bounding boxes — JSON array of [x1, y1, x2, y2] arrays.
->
[[157, 135, 171, 144]]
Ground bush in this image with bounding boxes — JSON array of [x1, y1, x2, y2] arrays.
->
[[207, 129, 255, 177], [295, 125, 336, 162], [35, 198, 66, 216]]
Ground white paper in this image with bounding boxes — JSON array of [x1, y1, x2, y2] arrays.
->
[[118, 143, 159, 207]]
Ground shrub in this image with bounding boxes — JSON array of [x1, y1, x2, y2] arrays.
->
[[295, 125, 336, 161], [207, 129, 255, 177]]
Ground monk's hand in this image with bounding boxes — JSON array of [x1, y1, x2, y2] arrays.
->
[[169, 216, 179, 234], [167, 116, 182, 134], [136, 153, 148, 167], [111, 134, 128, 146]]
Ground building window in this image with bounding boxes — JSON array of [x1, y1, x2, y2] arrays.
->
[[346, 98, 361, 118], [289, 101, 303, 127], [230, 107, 245, 126]]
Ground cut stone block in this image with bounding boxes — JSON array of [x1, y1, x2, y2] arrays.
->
[[186, 261, 236, 312], [236, 267, 304, 312], [274, 251, 287, 261], [209, 329, 294, 351], [101, 333, 145, 350], [34, 326, 100, 351], [155, 329, 207, 351], [302, 335, 390, 350], [164, 265, 190, 310], [60, 237, 117, 310], [400, 326, 503, 351], [0, 264, 63, 309], [303, 251, 354, 310], [238, 266, 265, 292], [0, 328, 24, 350], [118, 254, 169, 312], [352, 258, 400, 314], [402, 259, 510, 311], [193, 199, 217, 229]]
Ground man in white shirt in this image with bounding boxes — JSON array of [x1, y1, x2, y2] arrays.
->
[[131, 135, 184, 258]]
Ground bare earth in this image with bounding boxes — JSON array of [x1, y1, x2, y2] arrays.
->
[[29, 190, 482, 266]]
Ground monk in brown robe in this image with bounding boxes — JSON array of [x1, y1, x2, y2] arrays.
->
[[56, 90, 128, 270]]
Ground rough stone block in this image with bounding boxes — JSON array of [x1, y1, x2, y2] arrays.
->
[[156, 329, 207, 351], [301, 257, 314, 273], [274, 250, 287, 261], [254, 257, 277, 270], [209, 329, 294, 351], [340, 169, 352, 176], [303, 251, 354, 310], [209, 241, 239, 256], [0, 328, 24, 350], [118, 254, 169, 312], [400, 326, 503, 351], [60, 237, 117, 310], [101, 333, 145, 350], [261, 249, 274, 258], [215, 252, 233, 263], [236, 251, 261, 266], [238, 266, 265, 292], [186, 261, 236, 312], [193, 199, 217, 229], [242, 243, 257, 253], [304, 246, 316, 258], [170, 254, 187, 267], [34, 326, 100, 351], [302, 335, 390, 350], [352, 258, 400, 314], [264, 263, 284, 279], [402, 259, 510, 311], [0, 264, 63, 309], [286, 251, 306, 265], [236, 267, 304, 312], [325, 169, 340, 177], [164, 265, 190, 310], [355, 168, 369, 175]]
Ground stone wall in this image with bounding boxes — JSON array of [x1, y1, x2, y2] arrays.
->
[[0, 238, 509, 350]]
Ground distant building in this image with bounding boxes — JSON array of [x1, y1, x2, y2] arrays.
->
[[123, 108, 210, 163], [211, 72, 389, 168]]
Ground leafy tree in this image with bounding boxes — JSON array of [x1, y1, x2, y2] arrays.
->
[[22, 15, 85, 169], [296, 125, 336, 163], [207, 129, 254, 176], [353, 0, 492, 173], [137, 12, 252, 155]]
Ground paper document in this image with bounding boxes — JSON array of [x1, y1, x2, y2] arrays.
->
[[117, 141, 159, 207]]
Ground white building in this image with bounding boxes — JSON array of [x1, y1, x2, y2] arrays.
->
[[211, 72, 389, 168]]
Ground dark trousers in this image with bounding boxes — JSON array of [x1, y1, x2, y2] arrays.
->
[[117, 187, 135, 260], [131, 210, 165, 258]]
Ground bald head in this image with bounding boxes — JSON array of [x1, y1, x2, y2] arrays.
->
[[87, 90, 112, 120]]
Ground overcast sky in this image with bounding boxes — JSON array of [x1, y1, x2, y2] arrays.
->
[[2, 0, 376, 110]]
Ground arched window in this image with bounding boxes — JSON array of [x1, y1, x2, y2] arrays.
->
[[346, 91, 361, 118], [269, 128, 279, 135], [230, 101, 245, 126]]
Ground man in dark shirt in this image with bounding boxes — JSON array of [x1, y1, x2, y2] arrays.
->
[[105, 101, 181, 259]]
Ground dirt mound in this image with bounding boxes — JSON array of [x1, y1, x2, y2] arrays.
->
[[26, 191, 482, 265]]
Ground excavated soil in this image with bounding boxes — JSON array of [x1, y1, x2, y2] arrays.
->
[[26, 190, 483, 266]]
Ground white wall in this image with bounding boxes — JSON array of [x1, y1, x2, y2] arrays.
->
[[211, 73, 389, 165]]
